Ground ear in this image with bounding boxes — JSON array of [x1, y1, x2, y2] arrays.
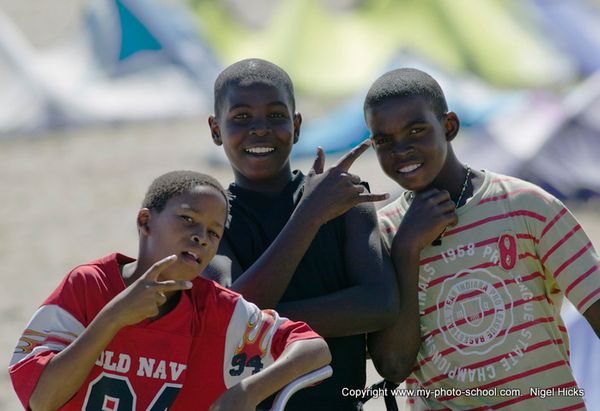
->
[[444, 112, 460, 142], [137, 208, 152, 236], [208, 116, 222, 146], [293, 112, 302, 144]]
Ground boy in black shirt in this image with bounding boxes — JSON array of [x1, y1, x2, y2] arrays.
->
[[205, 58, 399, 410]]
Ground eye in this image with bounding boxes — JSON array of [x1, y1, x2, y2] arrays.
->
[[208, 230, 221, 239], [373, 136, 391, 146], [268, 112, 286, 119], [180, 215, 194, 223], [409, 127, 424, 135], [232, 113, 250, 121]]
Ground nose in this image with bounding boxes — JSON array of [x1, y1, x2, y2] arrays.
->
[[249, 119, 270, 136], [391, 143, 414, 158], [191, 231, 208, 247]]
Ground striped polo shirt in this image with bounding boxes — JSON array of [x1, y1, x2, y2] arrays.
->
[[378, 171, 599, 410]]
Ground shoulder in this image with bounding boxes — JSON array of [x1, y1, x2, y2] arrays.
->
[[191, 277, 279, 339], [338, 203, 381, 255], [46, 254, 125, 303], [480, 171, 561, 211], [190, 276, 242, 317], [484, 171, 554, 199], [344, 201, 378, 225], [41, 254, 129, 324], [68, 253, 129, 277]]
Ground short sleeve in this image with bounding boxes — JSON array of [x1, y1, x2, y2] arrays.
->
[[9, 302, 86, 408], [534, 197, 600, 313], [8, 265, 108, 409], [222, 296, 320, 388]]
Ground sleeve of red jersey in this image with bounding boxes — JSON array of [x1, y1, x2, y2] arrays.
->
[[8, 268, 93, 408], [221, 295, 321, 388], [534, 196, 600, 314]]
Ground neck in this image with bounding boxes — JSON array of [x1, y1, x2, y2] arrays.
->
[[123, 248, 157, 285], [430, 159, 467, 199], [233, 167, 293, 194], [121, 260, 144, 286]]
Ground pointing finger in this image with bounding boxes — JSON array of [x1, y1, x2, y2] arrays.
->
[[311, 146, 325, 174], [334, 139, 372, 171], [142, 255, 178, 281], [155, 279, 193, 291], [356, 192, 390, 203]]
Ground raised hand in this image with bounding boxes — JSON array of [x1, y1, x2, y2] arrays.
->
[[101, 255, 193, 327], [299, 139, 389, 225], [393, 189, 458, 253]]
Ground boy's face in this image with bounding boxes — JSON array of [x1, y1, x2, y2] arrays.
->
[[209, 82, 301, 186], [366, 96, 456, 192], [140, 186, 227, 281]]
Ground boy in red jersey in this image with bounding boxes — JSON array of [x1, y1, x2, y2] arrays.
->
[[9, 170, 330, 410], [365, 68, 600, 409]]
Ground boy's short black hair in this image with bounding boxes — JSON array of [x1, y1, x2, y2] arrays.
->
[[213, 58, 295, 117], [142, 170, 230, 219], [364, 68, 448, 117]]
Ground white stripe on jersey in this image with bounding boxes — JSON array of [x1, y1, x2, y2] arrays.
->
[[11, 304, 85, 366]]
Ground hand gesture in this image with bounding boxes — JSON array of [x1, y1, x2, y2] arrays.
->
[[101, 255, 192, 327], [300, 139, 389, 225], [393, 189, 458, 252]]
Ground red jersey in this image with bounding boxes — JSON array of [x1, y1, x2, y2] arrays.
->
[[10, 253, 319, 410]]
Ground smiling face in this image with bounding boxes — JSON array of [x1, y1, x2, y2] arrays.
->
[[140, 185, 228, 282], [209, 81, 301, 192], [367, 95, 459, 192]]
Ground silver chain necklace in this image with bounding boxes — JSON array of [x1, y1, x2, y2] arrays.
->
[[434, 165, 471, 245], [454, 165, 472, 208], [404, 165, 472, 207]]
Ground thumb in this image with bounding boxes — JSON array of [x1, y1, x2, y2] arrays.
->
[[311, 147, 325, 174], [142, 254, 177, 281]]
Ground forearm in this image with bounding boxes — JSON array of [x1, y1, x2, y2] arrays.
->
[[368, 242, 421, 383], [29, 311, 122, 410], [231, 203, 322, 308], [277, 284, 396, 337], [240, 338, 331, 405]]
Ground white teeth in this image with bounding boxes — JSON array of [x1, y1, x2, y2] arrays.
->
[[245, 147, 274, 154], [185, 251, 198, 261], [399, 164, 421, 173]]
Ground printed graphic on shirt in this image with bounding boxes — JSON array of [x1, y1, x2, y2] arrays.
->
[[437, 268, 514, 356], [498, 231, 517, 271], [223, 299, 284, 387]]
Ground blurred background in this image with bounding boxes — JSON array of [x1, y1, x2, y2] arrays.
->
[[1, 0, 599, 409]]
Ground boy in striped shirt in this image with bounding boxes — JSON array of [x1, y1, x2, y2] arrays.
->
[[365, 68, 600, 410]]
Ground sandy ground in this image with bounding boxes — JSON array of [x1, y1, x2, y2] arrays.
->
[[1, 119, 600, 410]]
